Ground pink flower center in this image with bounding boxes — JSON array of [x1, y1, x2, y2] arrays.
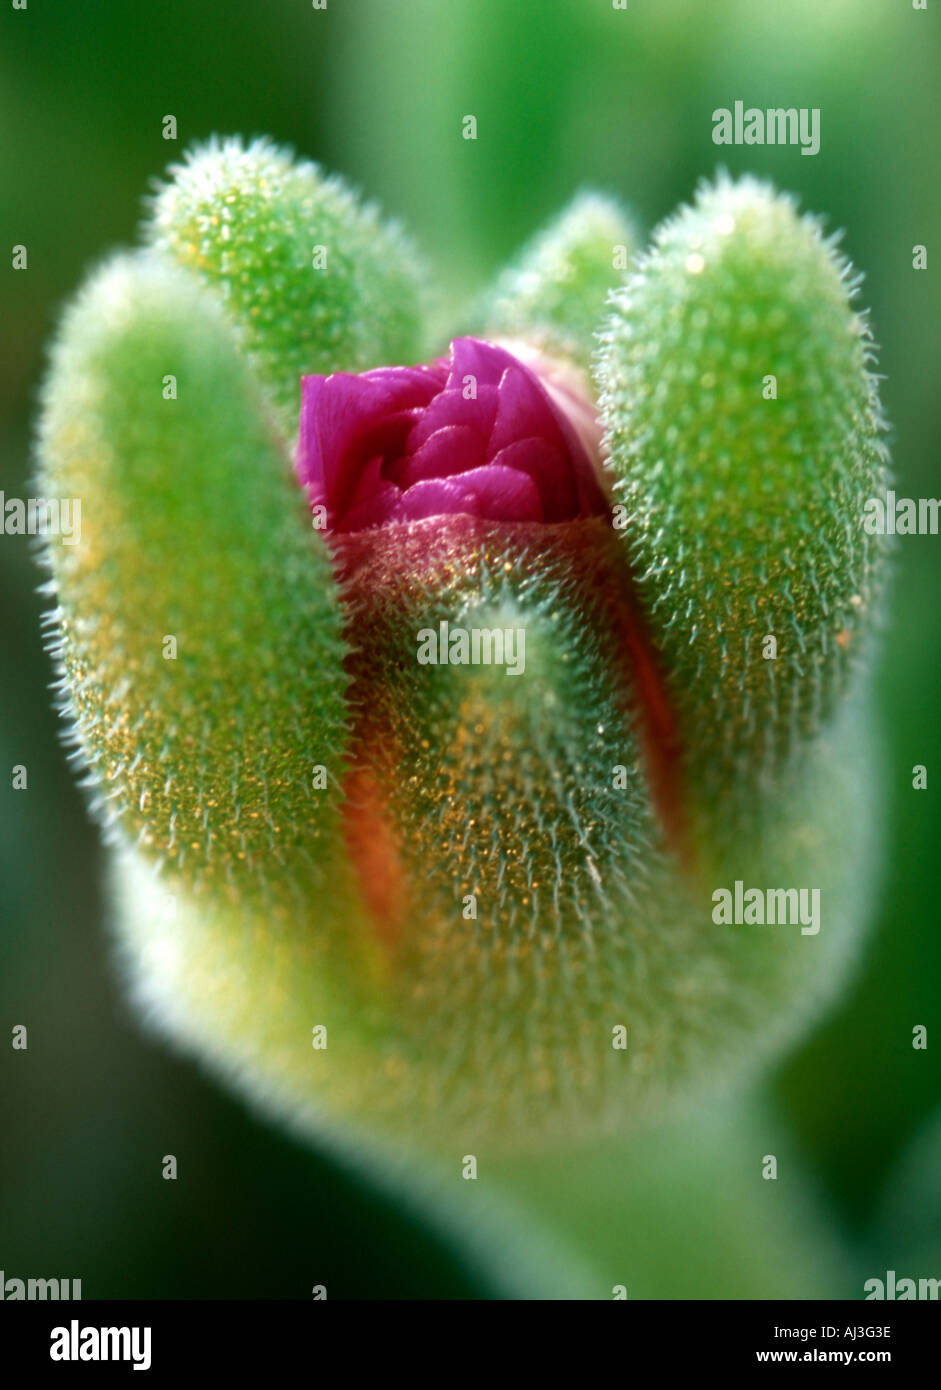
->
[[296, 337, 608, 533]]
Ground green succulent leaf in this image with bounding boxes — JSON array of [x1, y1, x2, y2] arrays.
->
[[145, 136, 429, 436], [596, 175, 890, 811], [473, 191, 637, 373], [37, 251, 348, 903]]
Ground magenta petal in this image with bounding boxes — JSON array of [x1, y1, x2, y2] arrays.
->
[[490, 358, 608, 518], [298, 364, 443, 521], [398, 426, 486, 486], [489, 438, 578, 522], [339, 478, 405, 533], [337, 455, 387, 524], [405, 383, 499, 453], [446, 337, 518, 393], [489, 362, 567, 460], [297, 337, 607, 532], [361, 409, 427, 469], [394, 466, 544, 524]]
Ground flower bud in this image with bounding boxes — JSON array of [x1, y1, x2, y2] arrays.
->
[[35, 162, 888, 1158], [297, 337, 607, 530]]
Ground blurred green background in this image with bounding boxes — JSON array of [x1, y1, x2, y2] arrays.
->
[[1, 0, 938, 1297]]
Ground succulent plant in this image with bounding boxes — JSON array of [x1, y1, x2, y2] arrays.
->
[[36, 138, 889, 1168]]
